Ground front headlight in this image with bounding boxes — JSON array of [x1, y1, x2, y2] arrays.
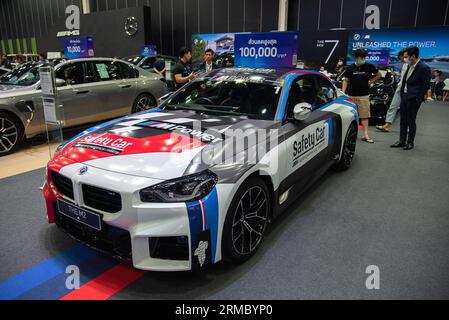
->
[[140, 170, 218, 203]]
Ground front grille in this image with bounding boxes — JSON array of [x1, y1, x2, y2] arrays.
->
[[149, 236, 189, 261], [82, 184, 122, 213], [54, 203, 131, 259], [51, 171, 74, 200]]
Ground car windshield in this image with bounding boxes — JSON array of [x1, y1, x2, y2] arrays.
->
[[0, 64, 40, 86], [164, 79, 282, 120], [122, 56, 144, 65]]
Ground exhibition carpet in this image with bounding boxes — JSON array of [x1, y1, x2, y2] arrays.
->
[[0, 101, 449, 300]]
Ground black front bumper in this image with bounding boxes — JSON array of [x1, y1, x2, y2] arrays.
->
[[53, 202, 132, 260]]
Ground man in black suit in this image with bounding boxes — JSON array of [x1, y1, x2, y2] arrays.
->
[[195, 49, 218, 73], [391, 46, 431, 150]]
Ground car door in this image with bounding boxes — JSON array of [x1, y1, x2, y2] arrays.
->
[[55, 61, 99, 127], [115, 61, 138, 116], [89, 60, 136, 119], [278, 74, 339, 198]]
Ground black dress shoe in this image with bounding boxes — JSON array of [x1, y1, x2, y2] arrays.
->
[[390, 141, 405, 148], [403, 143, 414, 150]]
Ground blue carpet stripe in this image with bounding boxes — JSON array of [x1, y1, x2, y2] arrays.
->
[[0, 244, 97, 300], [16, 254, 118, 300]]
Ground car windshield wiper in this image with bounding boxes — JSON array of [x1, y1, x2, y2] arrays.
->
[[201, 105, 240, 111], [165, 103, 196, 111]]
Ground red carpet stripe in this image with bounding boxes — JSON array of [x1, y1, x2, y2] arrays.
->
[[59, 262, 145, 300]]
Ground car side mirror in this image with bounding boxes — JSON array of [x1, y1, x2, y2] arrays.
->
[[55, 78, 66, 87], [293, 102, 312, 121]]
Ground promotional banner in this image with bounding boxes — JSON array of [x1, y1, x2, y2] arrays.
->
[[63, 36, 94, 59], [366, 49, 390, 66], [298, 29, 349, 70], [347, 26, 449, 74], [141, 45, 157, 57], [234, 32, 299, 68], [191, 32, 247, 67]]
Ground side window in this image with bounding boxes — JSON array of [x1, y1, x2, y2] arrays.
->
[[286, 76, 317, 118], [92, 61, 122, 81], [315, 76, 337, 109], [119, 62, 138, 79], [139, 57, 155, 70], [55, 62, 87, 85]]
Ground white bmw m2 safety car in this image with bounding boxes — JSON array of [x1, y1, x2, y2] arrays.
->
[[43, 68, 358, 271]]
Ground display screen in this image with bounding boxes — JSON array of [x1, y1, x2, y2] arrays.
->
[[191, 32, 248, 67], [141, 45, 157, 57], [63, 36, 95, 59], [347, 26, 449, 74]]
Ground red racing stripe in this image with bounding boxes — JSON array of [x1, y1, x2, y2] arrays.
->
[[59, 262, 144, 300], [59, 132, 206, 164]]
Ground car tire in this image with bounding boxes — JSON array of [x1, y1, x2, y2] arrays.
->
[[333, 123, 357, 171], [132, 93, 157, 113], [0, 112, 24, 156], [222, 176, 271, 264]]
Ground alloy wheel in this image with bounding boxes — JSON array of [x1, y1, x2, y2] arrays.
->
[[0, 117, 18, 153], [231, 186, 269, 255], [344, 125, 357, 166], [136, 96, 155, 112]]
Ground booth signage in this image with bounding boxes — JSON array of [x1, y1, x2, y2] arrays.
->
[[39, 66, 63, 126], [141, 45, 157, 56], [347, 26, 449, 72], [63, 36, 94, 59], [366, 49, 390, 66], [234, 32, 299, 68]]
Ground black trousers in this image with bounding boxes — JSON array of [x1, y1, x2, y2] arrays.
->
[[399, 94, 422, 144]]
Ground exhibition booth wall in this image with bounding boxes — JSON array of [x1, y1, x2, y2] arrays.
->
[[2, 0, 449, 59], [36, 6, 152, 57]]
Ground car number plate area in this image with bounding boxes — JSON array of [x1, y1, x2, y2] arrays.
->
[[57, 199, 102, 231]]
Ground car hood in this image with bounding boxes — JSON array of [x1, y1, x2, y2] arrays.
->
[[0, 84, 29, 91], [55, 109, 279, 180], [0, 84, 35, 98]]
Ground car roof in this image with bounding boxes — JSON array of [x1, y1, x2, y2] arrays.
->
[[124, 54, 176, 59], [202, 67, 329, 85], [53, 57, 139, 70], [62, 57, 124, 63]]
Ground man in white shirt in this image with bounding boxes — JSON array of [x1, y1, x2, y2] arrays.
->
[[376, 50, 406, 132]]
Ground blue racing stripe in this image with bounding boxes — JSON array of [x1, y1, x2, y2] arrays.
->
[[276, 74, 298, 121], [203, 188, 219, 262], [186, 187, 220, 265], [16, 253, 117, 300], [0, 244, 97, 300], [327, 118, 333, 145]]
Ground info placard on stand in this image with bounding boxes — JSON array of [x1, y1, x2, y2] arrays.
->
[[39, 66, 65, 158]]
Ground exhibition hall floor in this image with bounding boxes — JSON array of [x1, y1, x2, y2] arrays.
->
[[1, 101, 448, 300]]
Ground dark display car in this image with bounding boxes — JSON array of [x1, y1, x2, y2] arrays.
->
[[368, 68, 398, 125], [122, 54, 178, 72]]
